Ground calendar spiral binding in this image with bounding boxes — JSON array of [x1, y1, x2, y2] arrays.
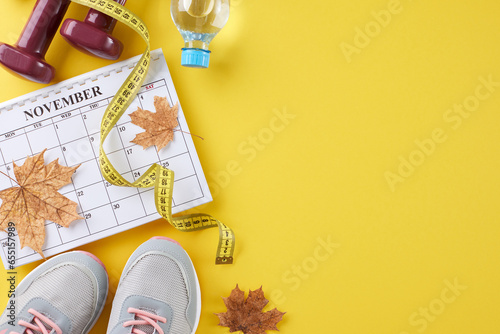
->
[[0, 51, 163, 113]]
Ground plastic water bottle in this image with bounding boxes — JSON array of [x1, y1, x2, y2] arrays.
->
[[171, 0, 230, 68]]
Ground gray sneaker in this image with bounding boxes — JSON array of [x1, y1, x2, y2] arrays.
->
[[0, 251, 108, 334], [106, 237, 201, 334]]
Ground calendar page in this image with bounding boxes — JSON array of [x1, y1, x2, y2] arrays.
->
[[0, 49, 212, 268]]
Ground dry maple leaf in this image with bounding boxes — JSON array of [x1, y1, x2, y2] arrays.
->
[[215, 285, 286, 334], [130, 96, 179, 152], [0, 150, 83, 256]]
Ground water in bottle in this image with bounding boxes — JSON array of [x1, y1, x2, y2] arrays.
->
[[171, 0, 230, 68]]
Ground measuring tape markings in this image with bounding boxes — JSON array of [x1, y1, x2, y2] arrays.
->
[[70, 0, 235, 264]]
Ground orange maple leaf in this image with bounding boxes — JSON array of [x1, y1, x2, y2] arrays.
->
[[0, 150, 83, 256], [130, 96, 179, 152], [215, 285, 286, 334]]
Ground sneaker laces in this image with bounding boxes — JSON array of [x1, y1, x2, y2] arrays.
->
[[123, 308, 167, 334], [11, 309, 62, 334]]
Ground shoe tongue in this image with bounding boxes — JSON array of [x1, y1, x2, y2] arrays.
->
[[30, 330, 52, 334], [133, 309, 157, 334], [28, 318, 54, 334], [134, 324, 155, 334]]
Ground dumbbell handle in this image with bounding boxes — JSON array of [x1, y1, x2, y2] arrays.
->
[[17, 0, 71, 57], [85, 0, 127, 32]]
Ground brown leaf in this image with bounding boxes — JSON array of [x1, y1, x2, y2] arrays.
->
[[130, 96, 179, 151], [215, 285, 286, 334], [0, 150, 83, 256]]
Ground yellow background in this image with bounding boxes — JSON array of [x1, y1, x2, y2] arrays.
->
[[1, 0, 500, 333]]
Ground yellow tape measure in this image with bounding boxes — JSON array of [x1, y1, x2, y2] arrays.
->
[[70, 0, 235, 264]]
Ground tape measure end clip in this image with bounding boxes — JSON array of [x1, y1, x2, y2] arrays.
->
[[216, 257, 233, 265]]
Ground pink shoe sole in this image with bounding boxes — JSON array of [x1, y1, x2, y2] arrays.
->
[[76, 251, 107, 270], [150, 236, 181, 246]]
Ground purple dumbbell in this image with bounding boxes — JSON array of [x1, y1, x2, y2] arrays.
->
[[60, 0, 127, 60], [0, 0, 71, 84]]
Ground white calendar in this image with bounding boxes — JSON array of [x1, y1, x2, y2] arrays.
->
[[0, 49, 212, 268]]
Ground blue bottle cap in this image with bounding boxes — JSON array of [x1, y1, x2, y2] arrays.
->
[[181, 48, 211, 68]]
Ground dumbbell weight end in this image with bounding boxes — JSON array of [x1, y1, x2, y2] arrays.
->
[[60, 19, 123, 60], [0, 43, 55, 84]]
